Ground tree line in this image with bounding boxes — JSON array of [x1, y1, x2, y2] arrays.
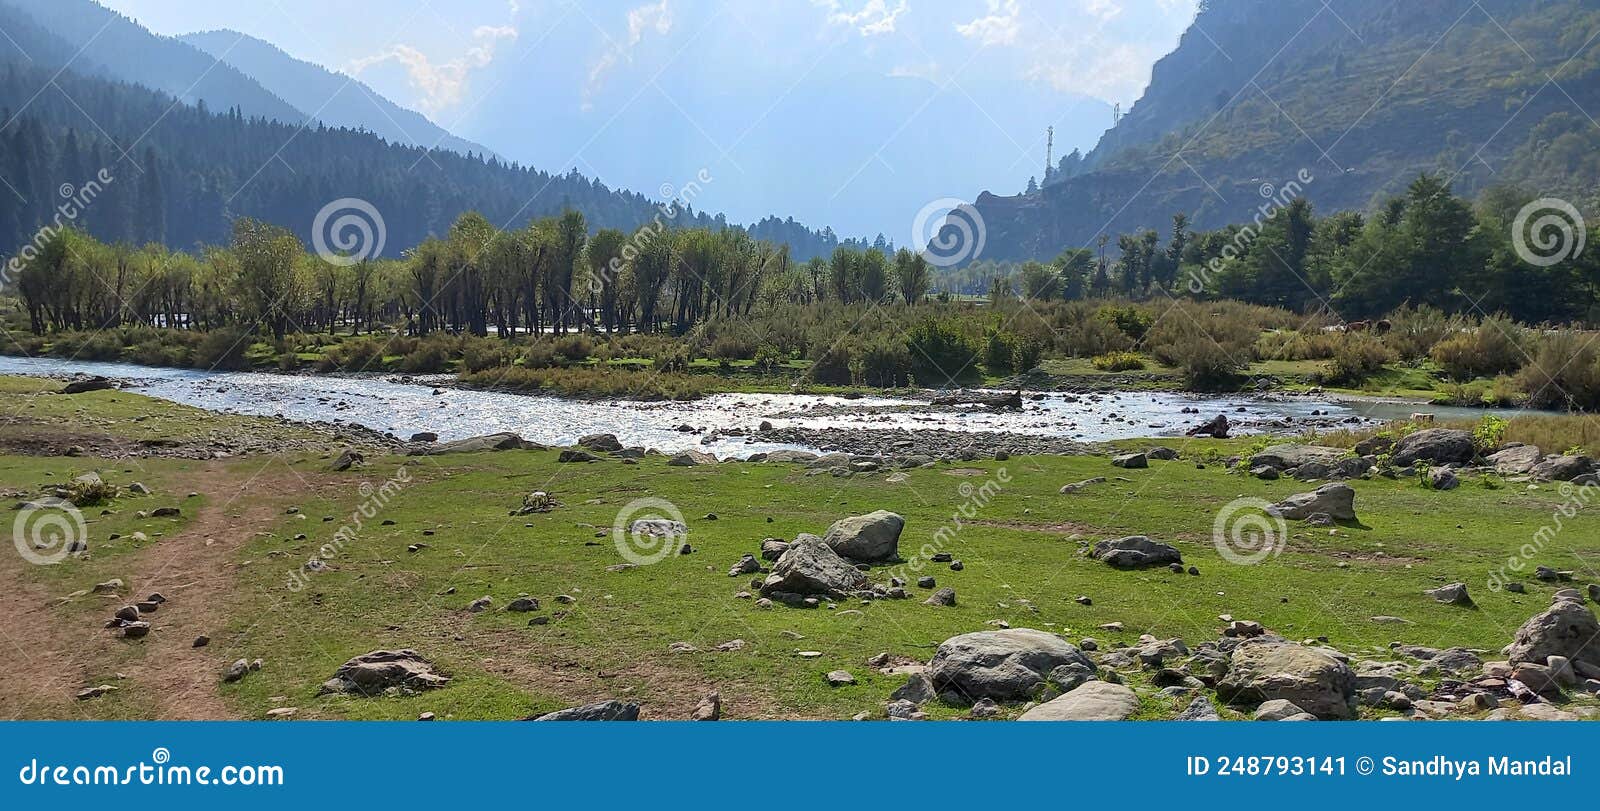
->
[[982, 174, 1600, 326]]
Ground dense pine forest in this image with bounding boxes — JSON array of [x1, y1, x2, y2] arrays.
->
[[0, 3, 849, 266]]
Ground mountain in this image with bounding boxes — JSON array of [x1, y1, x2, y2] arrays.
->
[[1, 0, 307, 125], [179, 29, 496, 160], [0, 1, 842, 264], [968, 0, 1600, 262]]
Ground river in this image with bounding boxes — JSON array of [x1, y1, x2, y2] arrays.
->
[[0, 355, 1507, 457]]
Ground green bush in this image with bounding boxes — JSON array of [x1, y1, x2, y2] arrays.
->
[[194, 327, 253, 371], [1324, 335, 1394, 386], [1429, 317, 1525, 380], [1091, 351, 1146, 371], [906, 319, 979, 385]]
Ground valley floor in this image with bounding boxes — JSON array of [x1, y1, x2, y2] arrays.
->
[[2, 377, 1597, 721]]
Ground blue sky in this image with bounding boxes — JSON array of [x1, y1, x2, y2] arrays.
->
[[100, 1, 1199, 236], [104, 0, 1195, 124]]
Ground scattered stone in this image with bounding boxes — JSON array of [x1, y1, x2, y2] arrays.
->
[[223, 659, 250, 683], [760, 536, 868, 597], [76, 685, 117, 700], [1268, 483, 1356, 522], [1177, 695, 1221, 721], [1111, 453, 1148, 469], [825, 670, 856, 687], [1018, 681, 1139, 721], [928, 628, 1094, 702], [692, 692, 721, 721], [319, 650, 450, 696], [1217, 641, 1357, 720], [923, 587, 957, 607], [1090, 536, 1182, 569], [1391, 429, 1475, 466], [466, 596, 492, 613], [530, 701, 640, 721], [505, 597, 540, 613], [822, 510, 904, 562], [1419, 582, 1473, 607]]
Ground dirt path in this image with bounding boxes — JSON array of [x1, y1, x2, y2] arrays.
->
[[0, 461, 329, 719]]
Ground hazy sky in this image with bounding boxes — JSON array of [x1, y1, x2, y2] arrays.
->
[[101, 0, 1197, 120]]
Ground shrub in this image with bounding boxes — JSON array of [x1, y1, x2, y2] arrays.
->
[[1091, 351, 1145, 372], [1514, 330, 1600, 410], [553, 334, 595, 364], [1324, 334, 1393, 386], [460, 338, 512, 373], [983, 331, 1018, 374], [651, 346, 690, 373], [523, 342, 558, 370], [1097, 304, 1154, 341], [906, 319, 979, 385], [808, 342, 854, 385], [1429, 317, 1525, 380], [753, 343, 786, 372], [856, 340, 913, 387], [707, 333, 756, 362], [1011, 338, 1043, 373], [1144, 304, 1254, 389], [317, 337, 385, 372], [194, 327, 253, 371]]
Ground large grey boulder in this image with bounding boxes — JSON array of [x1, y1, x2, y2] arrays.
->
[[407, 433, 535, 455], [759, 536, 868, 597], [530, 700, 640, 721], [1268, 483, 1356, 522], [319, 650, 450, 695], [667, 450, 719, 467], [1017, 681, 1139, 721], [1249, 444, 1349, 471], [764, 450, 819, 464], [1530, 455, 1595, 482], [1391, 429, 1475, 466], [577, 433, 624, 453], [1507, 599, 1600, 670], [1487, 445, 1542, 475], [929, 629, 1094, 703], [61, 376, 115, 395], [1217, 641, 1357, 720], [1090, 536, 1181, 569], [822, 510, 904, 562]]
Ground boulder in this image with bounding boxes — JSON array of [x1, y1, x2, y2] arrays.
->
[[331, 448, 364, 471], [319, 649, 450, 696], [1186, 414, 1230, 438], [1176, 695, 1221, 721], [1391, 429, 1475, 466], [760, 539, 791, 561], [759, 537, 868, 597], [530, 700, 640, 721], [407, 433, 534, 455], [557, 450, 600, 463], [928, 628, 1094, 703], [61, 376, 115, 395], [1253, 699, 1310, 721], [1427, 467, 1460, 490], [1487, 444, 1542, 475], [1089, 536, 1181, 569], [1217, 641, 1357, 720], [1017, 681, 1139, 721], [1507, 599, 1600, 670], [1268, 483, 1356, 522], [1146, 446, 1178, 461], [1111, 453, 1148, 469], [822, 510, 904, 562], [923, 587, 957, 607], [1530, 455, 1595, 482], [408, 432, 438, 443], [667, 450, 718, 467], [1426, 582, 1473, 606], [577, 433, 624, 453], [1249, 444, 1349, 471], [764, 450, 819, 464]]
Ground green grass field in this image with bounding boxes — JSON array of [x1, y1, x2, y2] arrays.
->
[[4, 378, 1597, 721]]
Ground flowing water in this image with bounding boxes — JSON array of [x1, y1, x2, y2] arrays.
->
[[0, 355, 1510, 457]]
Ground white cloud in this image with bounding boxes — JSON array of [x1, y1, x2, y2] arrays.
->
[[349, 4, 521, 115], [583, 0, 675, 112], [813, 0, 909, 37], [955, 0, 1020, 46]]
